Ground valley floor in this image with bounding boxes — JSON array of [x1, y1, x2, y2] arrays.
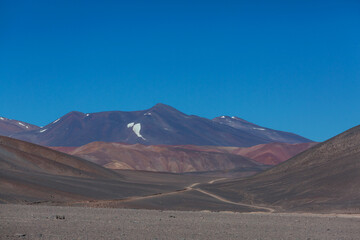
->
[[1, 204, 360, 240]]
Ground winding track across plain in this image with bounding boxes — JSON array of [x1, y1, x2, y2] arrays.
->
[[189, 179, 275, 213], [79, 178, 275, 213]]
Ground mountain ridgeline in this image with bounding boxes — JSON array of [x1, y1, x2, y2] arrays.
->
[[0, 117, 39, 136], [6, 103, 312, 147]]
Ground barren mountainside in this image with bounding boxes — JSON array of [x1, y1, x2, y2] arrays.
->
[[52, 142, 265, 173], [0, 136, 213, 205], [204, 125, 360, 212]]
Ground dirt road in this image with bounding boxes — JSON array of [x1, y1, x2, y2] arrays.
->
[[70, 178, 274, 213], [193, 188, 275, 213]]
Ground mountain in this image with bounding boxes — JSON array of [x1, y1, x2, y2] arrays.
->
[[51, 142, 266, 173], [0, 136, 214, 204], [213, 116, 310, 144], [230, 142, 318, 165], [11, 103, 312, 147], [1, 135, 260, 212], [167, 143, 317, 165], [203, 125, 360, 212], [0, 135, 126, 203], [0, 135, 120, 179], [0, 116, 39, 136], [51, 142, 315, 174]]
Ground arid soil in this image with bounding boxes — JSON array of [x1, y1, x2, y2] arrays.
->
[[1, 204, 360, 240]]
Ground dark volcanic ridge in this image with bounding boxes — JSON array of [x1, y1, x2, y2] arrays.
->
[[6, 103, 312, 147]]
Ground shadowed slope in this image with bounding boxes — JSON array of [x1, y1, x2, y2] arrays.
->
[[0, 136, 120, 179], [204, 125, 360, 213]]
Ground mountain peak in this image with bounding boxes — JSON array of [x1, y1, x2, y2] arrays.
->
[[149, 103, 185, 115], [64, 111, 85, 117], [152, 103, 174, 109]]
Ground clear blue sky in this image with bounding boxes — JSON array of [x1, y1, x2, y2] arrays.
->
[[1, 0, 359, 141]]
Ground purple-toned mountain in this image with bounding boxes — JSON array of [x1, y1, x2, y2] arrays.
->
[[10, 103, 312, 147], [0, 116, 39, 136], [213, 116, 310, 144]]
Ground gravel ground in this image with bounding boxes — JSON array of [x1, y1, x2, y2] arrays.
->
[[1, 204, 360, 240]]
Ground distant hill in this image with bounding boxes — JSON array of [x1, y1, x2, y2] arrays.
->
[[169, 143, 317, 165], [0, 136, 120, 179], [229, 142, 318, 165], [213, 116, 310, 144], [0, 117, 39, 136], [204, 125, 360, 213], [51, 142, 315, 174], [9, 103, 312, 147], [51, 142, 265, 173], [0, 136, 211, 204]]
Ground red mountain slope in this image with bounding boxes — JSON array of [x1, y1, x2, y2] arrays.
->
[[149, 142, 317, 165], [52, 142, 264, 173], [231, 142, 318, 165], [51, 141, 315, 173]]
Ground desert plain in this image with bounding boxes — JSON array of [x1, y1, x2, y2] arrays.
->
[[2, 204, 360, 240]]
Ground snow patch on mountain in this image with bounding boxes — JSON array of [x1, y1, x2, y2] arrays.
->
[[18, 122, 29, 129], [40, 129, 47, 133], [253, 128, 266, 131], [132, 123, 145, 140], [53, 119, 60, 124], [127, 122, 145, 140]]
